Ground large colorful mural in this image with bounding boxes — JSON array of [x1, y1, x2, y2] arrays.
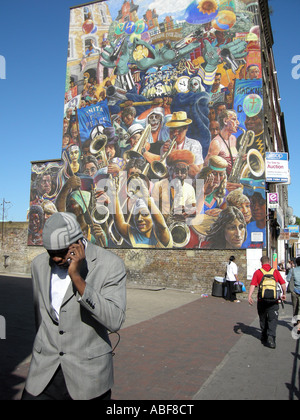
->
[[28, 0, 266, 249]]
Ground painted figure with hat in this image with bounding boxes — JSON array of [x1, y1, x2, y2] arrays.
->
[[136, 106, 171, 145], [122, 122, 165, 167], [121, 123, 149, 161], [195, 155, 228, 216], [103, 126, 125, 177], [151, 149, 196, 221], [162, 111, 204, 177]]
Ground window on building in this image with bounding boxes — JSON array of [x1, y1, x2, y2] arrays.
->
[[99, 4, 108, 24]]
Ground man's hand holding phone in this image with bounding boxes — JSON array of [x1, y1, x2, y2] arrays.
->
[[67, 240, 86, 296]]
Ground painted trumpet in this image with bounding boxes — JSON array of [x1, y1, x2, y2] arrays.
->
[[150, 138, 176, 179]]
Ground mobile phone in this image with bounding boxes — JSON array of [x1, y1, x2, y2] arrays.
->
[[67, 251, 75, 264]]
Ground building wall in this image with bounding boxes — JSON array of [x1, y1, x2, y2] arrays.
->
[[20, 1, 279, 293], [0, 222, 248, 294]]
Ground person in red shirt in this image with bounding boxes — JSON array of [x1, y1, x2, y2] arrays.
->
[[248, 255, 286, 349]]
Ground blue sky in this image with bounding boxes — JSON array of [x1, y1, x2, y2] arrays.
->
[[0, 0, 299, 221]]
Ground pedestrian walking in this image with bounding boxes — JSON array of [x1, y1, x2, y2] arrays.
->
[[248, 255, 286, 349], [225, 255, 240, 303], [287, 257, 300, 327], [21, 212, 127, 400]]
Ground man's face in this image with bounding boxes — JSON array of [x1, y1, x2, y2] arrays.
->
[[210, 170, 225, 189], [245, 115, 263, 134], [213, 74, 221, 88], [105, 145, 116, 159], [129, 132, 142, 148], [123, 113, 134, 127], [29, 213, 41, 232], [70, 125, 79, 138], [172, 163, 188, 182], [247, 66, 260, 79], [170, 126, 188, 145], [47, 239, 83, 268], [250, 196, 265, 222], [215, 104, 226, 116], [225, 112, 239, 133], [38, 175, 52, 195], [127, 167, 142, 178], [48, 247, 71, 268], [69, 147, 79, 161], [84, 162, 97, 177], [148, 113, 162, 132], [209, 121, 220, 138], [208, 108, 216, 121], [238, 201, 252, 224]]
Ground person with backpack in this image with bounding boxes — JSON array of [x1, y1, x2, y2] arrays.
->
[[248, 255, 286, 349]]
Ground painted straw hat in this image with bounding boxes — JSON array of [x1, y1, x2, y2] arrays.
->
[[165, 111, 192, 127]]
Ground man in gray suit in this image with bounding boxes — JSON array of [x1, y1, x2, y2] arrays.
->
[[22, 212, 126, 400]]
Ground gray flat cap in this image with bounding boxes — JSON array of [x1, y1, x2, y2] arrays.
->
[[42, 212, 83, 250]]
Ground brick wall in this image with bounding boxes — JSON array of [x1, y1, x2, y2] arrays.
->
[[0, 222, 248, 293]]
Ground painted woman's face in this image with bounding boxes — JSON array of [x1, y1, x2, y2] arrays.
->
[[224, 218, 245, 249], [134, 209, 152, 235]]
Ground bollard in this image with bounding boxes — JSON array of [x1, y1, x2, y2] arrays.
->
[[0, 316, 6, 339]]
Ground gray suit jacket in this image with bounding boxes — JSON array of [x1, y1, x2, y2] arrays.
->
[[25, 242, 126, 400]]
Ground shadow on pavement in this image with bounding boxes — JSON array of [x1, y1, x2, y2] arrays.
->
[[0, 275, 35, 400], [233, 321, 261, 340]]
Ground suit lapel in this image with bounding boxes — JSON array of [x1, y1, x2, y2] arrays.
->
[[84, 242, 98, 277], [38, 254, 58, 323]]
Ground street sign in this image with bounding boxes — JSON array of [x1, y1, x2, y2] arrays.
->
[[267, 192, 279, 208], [265, 152, 289, 183]]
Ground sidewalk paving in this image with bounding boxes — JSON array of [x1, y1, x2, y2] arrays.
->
[[0, 275, 299, 400]]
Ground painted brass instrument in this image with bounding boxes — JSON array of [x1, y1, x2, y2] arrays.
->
[[123, 124, 151, 162], [169, 220, 191, 248], [150, 138, 176, 179], [62, 150, 107, 247], [90, 134, 108, 168], [228, 127, 255, 183], [91, 200, 110, 225], [241, 148, 265, 179]]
